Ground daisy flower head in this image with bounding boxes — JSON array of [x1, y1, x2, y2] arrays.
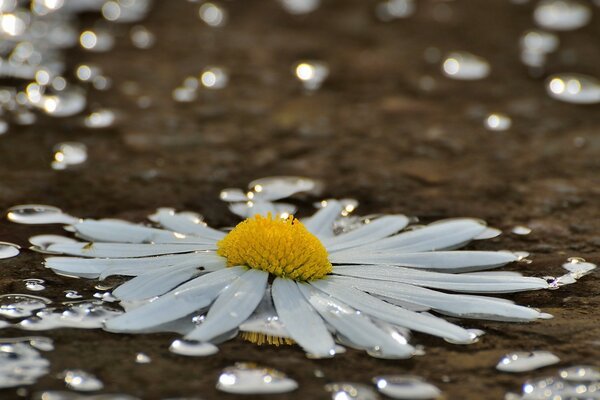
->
[[10, 177, 557, 359]]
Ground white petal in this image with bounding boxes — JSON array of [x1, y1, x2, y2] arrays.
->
[[73, 220, 216, 244], [104, 267, 245, 332], [330, 251, 518, 272], [47, 242, 215, 258], [298, 283, 416, 358], [302, 200, 342, 238], [112, 265, 203, 301], [148, 208, 226, 240], [45, 252, 225, 279], [329, 275, 543, 322], [185, 269, 268, 341], [349, 219, 487, 252], [323, 215, 410, 252], [333, 265, 548, 293], [311, 279, 474, 342], [272, 278, 336, 357]]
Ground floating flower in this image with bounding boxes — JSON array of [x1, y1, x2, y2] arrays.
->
[[9, 177, 556, 359]]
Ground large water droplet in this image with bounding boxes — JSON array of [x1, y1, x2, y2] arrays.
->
[[0, 242, 20, 259], [373, 376, 441, 399], [0, 339, 50, 388], [169, 339, 218, 357], [24, 279, 46, 292], [135, 353, 151, 364], [199, 2, 227, 27], [216, 363, 298, 394], [534, 0, 591, 31], [512, 225, 532, 235], [0, 294, 51, 319], [442, 52, 490, 80], [19, 302, 123, 330], [63, 369, 104, 391], [324, 382, 380, 400], [84, 109, 115, 128], [29, 234, 79, 253], [546, 73, 600, 104], [496, 351, 560, 372]]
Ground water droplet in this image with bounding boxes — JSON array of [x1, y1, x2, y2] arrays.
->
[[169, 339, 218, 357], [0, 242, 20, 259], [324, 382, 380, 400], [375, 0, 415, 21], [0, 294, 51, 319], [442, 52, 490, 80], [520, 29, 559, 54], [52, 142, 88, 170], [279, 0, 320, 15], [19, 302, 123, 330], [0, 339, 50, 388], [546, 73, 600, 104], [294, 60, 329, 91], [64, 290, 83, 300], [199, 2, 227, 27], [200, 66, 228, 89], [84, 109, 115, 128], [63, 369, 104, 391], [534, 0, 591, 31], [496, 351, 560, 372], [217, 363, 298, 394], [484, 113, 512, 131], [135, 353, 151, 364], [0, 120, 8, 135], [37, 87, 87, 117], [79, 29, 114, 52], [373, 376, 441, 399], [512, 226, 532, 235], [29, 235, 78, 253], [172, 86, 197, 103], [24, 279, 46, 292], [559, 365, 600, 382], [248, 176, 322, 201], [562, 259, 596, 279], [130, 25, 155, 49]]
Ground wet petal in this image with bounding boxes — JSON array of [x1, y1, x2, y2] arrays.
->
[[47, 242, 215, 258], [333, 265, 548, 293], [330, 251, 518, 272], [299, 283, 416, 358], [312, 279, 474, 343], [302, 200, 342, 238], [272, 278, 335, 357], [112, 265, 203, 301], [185, 269, 268, 342], [104, 267, 245, 332], [323, 215, 409, 252], [148, 208, 226, 240]]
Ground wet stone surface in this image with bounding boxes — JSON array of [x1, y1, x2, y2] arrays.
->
[[0, 0, 599, 399]]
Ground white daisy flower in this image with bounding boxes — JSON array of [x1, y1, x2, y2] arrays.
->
[[11, 177, 554, 359]]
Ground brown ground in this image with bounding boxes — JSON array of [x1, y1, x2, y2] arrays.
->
[[1, 0, 599, 399]]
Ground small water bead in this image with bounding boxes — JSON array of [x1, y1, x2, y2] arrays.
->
[[496, 351, 560, 373], [534, 0, 591, 31], [0, 242, 20, 259], [169, 339, 218, 357], [512, 226, 532, 235], [375, 0, 415, 21], [442, 52, 490, 80], [83, 109, 115, 128], [373, 376, 441, 399], [546, 74, 600, 104], [200, 66, 228, 89], [101, 0, 151, 23], [63, 369, 104, 391], [52, 142, 88, 170], [562, 258, 596, 279], [0, 120, 8, 135], [130, 25, 154, 49], [172, 86, 197, 103], [513, 373, 600, 400], [484, 113, 512, 131], [64, 290, 83, 300], [324, 382, 380, 400], [135, 353, 151, 364], [0, 340, 50, 388], [38, 88, 87, 117], [216, 363, 298, 395], [294, 60, 329, 91], [0, 294, 51, 319], [520, 29, 559, 54], [24, 279, 46, 292], [559, 366, 600, 382], [199, 2, 227, 27]]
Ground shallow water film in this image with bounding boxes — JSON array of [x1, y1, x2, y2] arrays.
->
[[0, 0, 599, 399]]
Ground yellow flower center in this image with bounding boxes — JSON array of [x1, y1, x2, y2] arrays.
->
[[216, 214, 332, 281]]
